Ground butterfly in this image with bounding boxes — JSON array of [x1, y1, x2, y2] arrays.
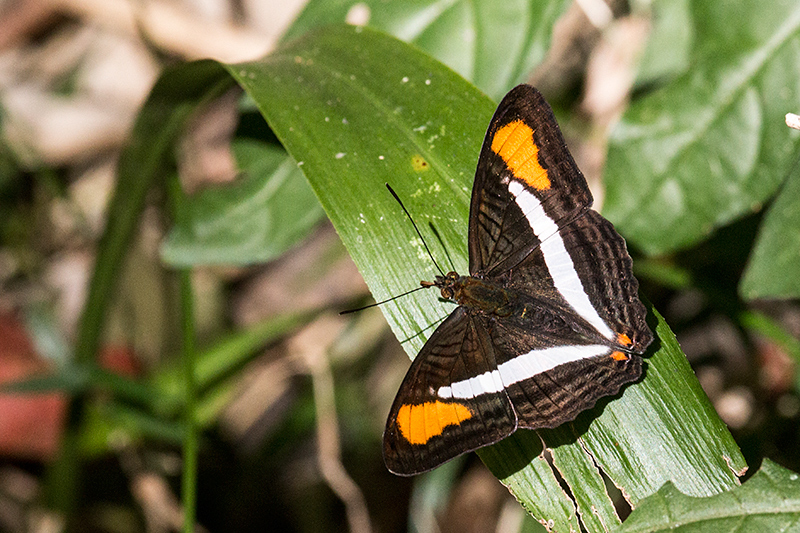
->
[[382, 84, 652, 476]]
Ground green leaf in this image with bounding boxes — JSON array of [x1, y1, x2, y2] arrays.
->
[[209, 24, 746, 529], [0, 365, 92, 396], [739, 165, 800, 299], [151, 310, 317, 422], [75, 61, 234, 363], [616, 460, 800, 532], [633, 0, 693, 86], [603, 1, 800, 255], [161, 140, 324, 266], [0, 363, 161, 408], [283, 0, 571, 100]]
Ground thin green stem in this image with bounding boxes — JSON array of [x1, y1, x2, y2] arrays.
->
[[180, 269, 198, 533]]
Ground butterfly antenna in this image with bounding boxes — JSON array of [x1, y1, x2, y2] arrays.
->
[[398, 313, 448, 344], [339, 285, 428, 315], [385, 183, 446, 276], [428, 221, 456, 273]]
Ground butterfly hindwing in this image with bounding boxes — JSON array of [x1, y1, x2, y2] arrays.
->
[[484, 313, 642, 430], [551, 210, 652, 352], [383, 307, 517, 476], [501, 209, 651, 351]]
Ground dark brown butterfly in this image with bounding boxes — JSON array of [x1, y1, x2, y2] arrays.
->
[[383, 85, 652, 476]]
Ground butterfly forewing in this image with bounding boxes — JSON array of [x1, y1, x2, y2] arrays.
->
[[383, 308, 516, 476], [469, 85, 592, 276]]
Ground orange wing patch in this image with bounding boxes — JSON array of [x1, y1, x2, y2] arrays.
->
[[617, 333, 633, 347], [397, 401, 473, 445], [491, 120, 551, 190], [610, 351, 629, 362]]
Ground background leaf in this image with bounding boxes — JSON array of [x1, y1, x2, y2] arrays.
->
[[633, 0, 693, 86], [161, 140, 324, 266], [603, 0, 800, 258], [219, 24, 746, 529], [739, 165, 800, 299], [284, 0, 571, 100], [617, 459, 800, 532]]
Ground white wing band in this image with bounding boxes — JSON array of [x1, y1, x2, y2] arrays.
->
[[507, 180, 614, 340], [438, 344, 610, 399]]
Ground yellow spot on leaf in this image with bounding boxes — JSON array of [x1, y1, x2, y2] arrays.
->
[[397, 401, 473, 445], [411, 154, 429, 172], [491, 120, 550, 190]]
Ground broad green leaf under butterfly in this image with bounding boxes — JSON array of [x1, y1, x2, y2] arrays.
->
[[603, 0, 800, 266], [283, 0, 570, 101], [617, 460, 800, 533], [212, 24, 745, 530]]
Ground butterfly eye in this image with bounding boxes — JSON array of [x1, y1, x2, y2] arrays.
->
[[441, 287, 453, 300]]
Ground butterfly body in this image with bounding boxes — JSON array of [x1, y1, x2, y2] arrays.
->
[[426, 271, 618, 347], [383, 85, 652, 476], [426, 272, 512, 315]]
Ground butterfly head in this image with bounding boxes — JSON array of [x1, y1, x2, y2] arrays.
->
[[421, 271, 462, 302]]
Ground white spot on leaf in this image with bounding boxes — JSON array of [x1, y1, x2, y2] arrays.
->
[[345, 3, 371, 25]]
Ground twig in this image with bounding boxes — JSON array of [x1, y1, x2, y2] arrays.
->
[[292, 316, 373, 533], [575, 0, 613, 29]]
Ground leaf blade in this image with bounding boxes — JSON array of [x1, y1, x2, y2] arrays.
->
[[617, 460, 800, 533], [739, 165, 800, 299], [161, 140, 325, 266], [603, 1, 800, 256], [217, 24, 746, 528]]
